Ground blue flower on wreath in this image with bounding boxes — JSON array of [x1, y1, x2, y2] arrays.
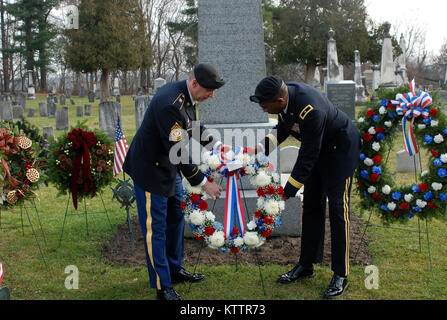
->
[[424, 191, 434, 201], [423, 117, 432, 126], [219, 247, 229, 253], [440, 193, 447, 202], [443, 127, 447, 135], [412, 185, 420, 193], [360, 170, 369, 179], [372, 166, 382, 175], [359, 153, 366, 161], [424, 135, 433, 144], [189, 223, 199, 231], [438, 168, 447, 178], [388, 112, 397, 119], [372, 115, 379, 123], [274, 217, 282, 227], [376, 133, 386, 141], [434, 158, 443, 167], [213, 221, 224, 231], [381, 99, 389, 107], [412, 206, 422, 213], [257, 153, 268, 165], [408, 213, 415, 219], [392, 192, 402, 201], [380, 205, 388, 211], [363, 191, 368, 197]]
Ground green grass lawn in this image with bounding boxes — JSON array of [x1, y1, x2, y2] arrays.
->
[[0, 95, 446, 300]]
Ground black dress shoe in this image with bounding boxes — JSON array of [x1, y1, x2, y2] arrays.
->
[[171, 268, 205, 284], [156, 287, 182, 300], [277, 264, 315, 284], [323, 274, 349, 299]]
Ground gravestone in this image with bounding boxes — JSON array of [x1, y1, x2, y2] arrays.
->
[[60, 94, 66, 105], [0, 101, 13, 121], [327, 28, 343, 82], [113, 77, 120, 96], [396, 34, 409, 86], [27, 108, 35, 118], [185, 0, 299, 237], [70, 98, 75, 105], [95, 89, 101, 100], [66, 89, 72, 98], [396, 149, 419, 173], [53, 95, 58, 104], [354, 50, 366, 105], [99, 101, 122, 139], [79, 86, 85, 98], [154, 78, 166, 92], [379, 22, 397, 88], [39, 102, 48, 117], [88, 91, 95, 103], [84, 104, 92, 116], [42, 126, 54, 140], [0, 286, 10, 300], [48, 102, 57, 118], [76, 105, 83, 117], [15, 92, 26, 110], [326, 81, 356, 120], [280, 146, 300, 173], [134, 96, 152, 131], [12, 105, 24, 119], [56, 106, 69, 131]]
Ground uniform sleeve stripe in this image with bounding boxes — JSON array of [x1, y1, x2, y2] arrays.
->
[[186, 167, 200, 179], [266, 134, 278, 147], [288, 176, 303, 189]]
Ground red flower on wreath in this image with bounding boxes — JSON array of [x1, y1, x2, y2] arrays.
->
[[372, 193, 381, 201], [230, 247, 239, 254], [428, 202, 437, 209], [431, 149, 440, 158], [375, 127, 384, 134], [254, 210, 262, 218], [264, 215, 274, 225], [419, 183, 429, 193], [429, 109, 438, 117], [257, 187, 265, 197], [262, 228, 272, 238], [243, 147, 255, 155], [195, 234, 204, 241], [372, 155, 382, 164], [204, 226, 215, 236], [366, 109, 376, 117], [363, 133, 373, 142], [198, 200, 208, 211], [180, 201, 186, 210], [266, 186, 276, 195], [387, 101, 395, 110], [277, 186, 284, 196], [190, 193, 201, 204], [400, 203, 409, 211], [370, 174, 380, 183]]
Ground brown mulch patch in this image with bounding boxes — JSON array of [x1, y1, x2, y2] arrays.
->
[[102, 211, 373, 267]]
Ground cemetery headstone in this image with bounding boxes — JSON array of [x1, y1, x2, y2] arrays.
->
[[27, 108, 35, 118], [66, 89, 72, 98], [134, 96, 152, 131], [327, 28, 343, 82], [48, 101, 57, 118], [379, 22, 397, 88], [396, 149, 419, 173], [15, 92, 26, 110], [154, 78, 166, 92], [56, 106, 69, 131], [39, 102, 48, 117], [60, 94, 66, 105], [88, 91, 95, 103], [95, 89, 101, 100], [70, 98, 75, 105], [84, 104, 92, 116], [326, 81, 356, 120], [12, 105, 24, 119], [0, 101, 13, 121], [99, 101, 122, 139], [354, 50, 366, 105], [79, 86, 85, 98], [76, 105, 83, 117], [42, 126, 54, 140]]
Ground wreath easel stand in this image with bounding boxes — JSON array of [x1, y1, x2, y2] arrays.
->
[[354, 129, 436, 281], [186, 176, 267, 297]]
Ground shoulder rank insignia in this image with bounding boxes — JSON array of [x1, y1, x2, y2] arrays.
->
[[299, 105, 314, 120], [173, 93, 185, 110], [169, 122, 183, 142]]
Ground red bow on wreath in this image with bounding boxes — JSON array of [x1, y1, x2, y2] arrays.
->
[[67, 129, 97, 210], [0, 129, 21, 189]]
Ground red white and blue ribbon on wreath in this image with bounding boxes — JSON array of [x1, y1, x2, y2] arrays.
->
[[216, 147, 246, 239], [394, 79, 432, 156], [0, 259, 4, 286]]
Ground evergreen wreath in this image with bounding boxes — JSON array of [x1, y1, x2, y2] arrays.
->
[[355, 84, 447, 224]]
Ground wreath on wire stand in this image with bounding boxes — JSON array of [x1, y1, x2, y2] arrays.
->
[[182, 147, 285, 254], [46, 122, 115, 210], [355, 82, 447, 224], [0, 124, 42, 208]]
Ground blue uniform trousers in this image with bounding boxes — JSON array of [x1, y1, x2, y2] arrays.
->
[[134, 173, 185, 290]]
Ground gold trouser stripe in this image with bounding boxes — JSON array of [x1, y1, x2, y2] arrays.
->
[[145, 192, 161, 290], [266, 134, 278, 147], [343, 177, 351, 276], [288, 176, 303, 189]]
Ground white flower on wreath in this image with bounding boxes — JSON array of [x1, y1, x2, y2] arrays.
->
[[431, 120, 439, 127], [233, 236, 244, 247], [364, 158, 374, 167], [421, 170, 429, 177], [372, 142, 381, 152], [244, 232, 263, 247], [384, 121, 392, 128], [432, 182, 443, 191], [387, 202, 396, 211], [368, 186, 376, 194], [404, 194, 414, 203], [245, 165, 256, 176], [190, 210, 205, 226], [247, 220, 257, 231], [379, 106, 387, 115], [255, 170, 272, 187], [416, 199, 427, 208], [257, 197, 265, 208], [279, 200, 285, 211], [434, 134, 444, 144], [368, 127, 376, 135], [264, 199, 280, 216], [441, 154, 447, 163], [418, 124, 426, 130], [357, 117, 365, 123], [272, 172, 280, 184], [183, 178, 204, 195], [207, 154, 221, 170], [205, 211, 215, 222], [209, 231, 225, 248], [235, 153, 252, 167], [382, 185, 391, 195]]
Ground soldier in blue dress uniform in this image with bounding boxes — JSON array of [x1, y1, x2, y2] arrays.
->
[[250, 76, 361, 299], [123, 64, 225, 300]]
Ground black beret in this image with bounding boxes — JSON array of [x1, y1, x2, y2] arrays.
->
[[250, 76, 283, 103], [194, 63, 226, 89]]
